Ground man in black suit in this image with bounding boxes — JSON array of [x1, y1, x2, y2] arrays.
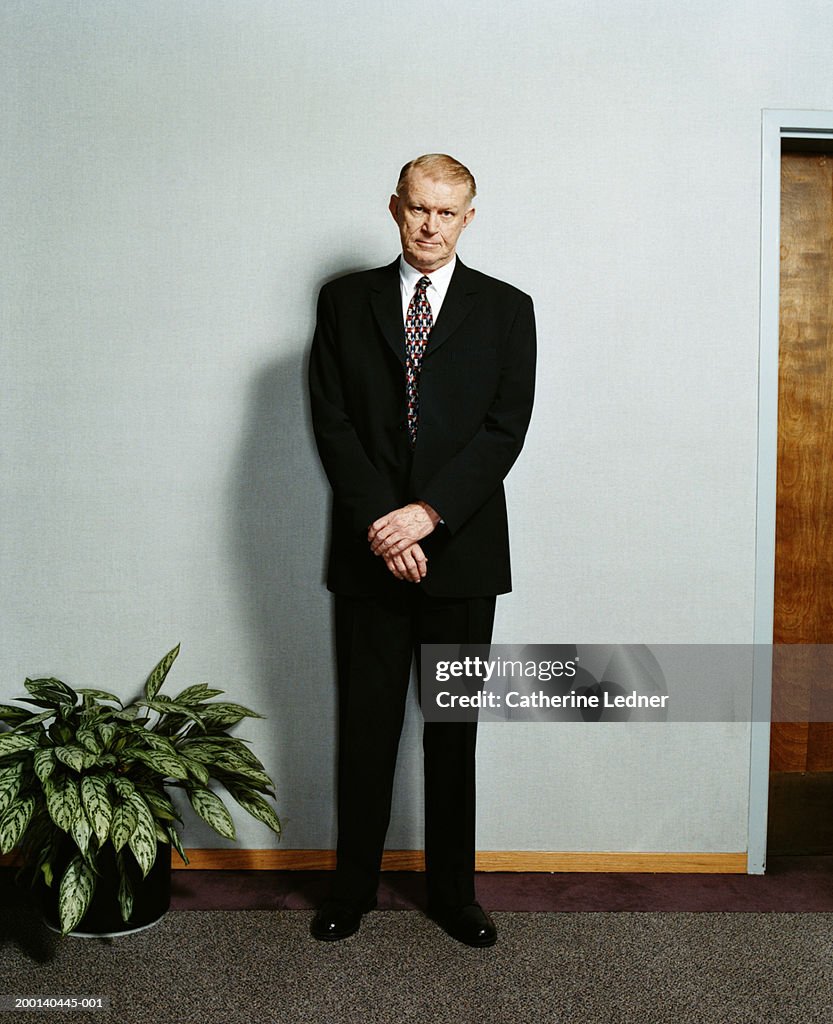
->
[[308, 154, 535, 946]]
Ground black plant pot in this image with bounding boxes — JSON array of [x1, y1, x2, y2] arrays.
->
[[37, 842, 171, 937]]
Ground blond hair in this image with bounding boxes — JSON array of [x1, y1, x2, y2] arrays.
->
[[395, 154, 477, 205]]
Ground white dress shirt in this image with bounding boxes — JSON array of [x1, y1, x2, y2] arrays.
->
[[398, 255, 457, 324]]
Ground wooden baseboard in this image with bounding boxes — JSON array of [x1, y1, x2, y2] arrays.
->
[[0, 849, 748, 873], [170, 849, 748, 873]]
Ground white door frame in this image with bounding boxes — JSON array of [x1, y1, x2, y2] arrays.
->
[[750, 109, 833, 873]]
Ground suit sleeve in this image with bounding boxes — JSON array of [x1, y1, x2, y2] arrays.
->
[[418, 293, 536, 534], [308, 284, 400, 534]]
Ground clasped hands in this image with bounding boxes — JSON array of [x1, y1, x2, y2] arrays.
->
[[368, 501, 441, 583]]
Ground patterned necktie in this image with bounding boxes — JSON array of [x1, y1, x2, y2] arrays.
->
[[405, 275, 433, 447]]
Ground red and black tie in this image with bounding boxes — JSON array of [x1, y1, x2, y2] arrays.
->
[[404, 275, 433, 447]]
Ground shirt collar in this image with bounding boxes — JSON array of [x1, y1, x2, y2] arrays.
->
[[399, 254, 457, 302]]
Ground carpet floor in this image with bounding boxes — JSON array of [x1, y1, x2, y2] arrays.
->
[[169, 855, 833, 913], [3, 908, 833, 1024], [4, 860, 833, 1023]]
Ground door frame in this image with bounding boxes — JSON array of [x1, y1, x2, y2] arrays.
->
[[751, 109, 833, 873]]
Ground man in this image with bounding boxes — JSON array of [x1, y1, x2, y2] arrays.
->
[[308, 154, 536, 947]]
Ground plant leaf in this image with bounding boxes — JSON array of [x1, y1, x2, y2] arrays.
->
[[136, 699, 206, 730], [54, 745, 96, 772], [137, 732, 178, 755], [199, 702, 264, 726], [173, 685, 224, 704], [81, 776, 113, 843], [225, 785, 282, 837], [178, 754, 210, 785], [45, 775, 80, 833], [0, 762, 24, 814], [187, 787, 236, 840], [0, 793, 36, 854], [215, 763, 274, 789], [58, 854, 96, 934], [0, 733, 39, 758], [76, 688, 123, 706], [97, 722, 117, 748], [127, 748, 189, 780], [24, 678, 77, 707], [109, 801, 137, 851], [136, 786, 179, 822], [166, 824, 189, 865], [112, 777, 137, 801], [33, 748, 56, 784], [112, 706, 140, 721], [177, 738, 258, 764], [127, 811, 157, 877], [144, 644, 180, 701], [19, 710, 57, 728], [127, 790, 156, 829], [0, 705, 30, 725], [190, 735, 263, 767], [75, 729, 101, 755], [70, 808, 93, 856], [115, 849, 133, 922]]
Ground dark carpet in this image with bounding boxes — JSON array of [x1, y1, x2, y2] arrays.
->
[[2, 860, 833, 1024], [170, 855, 833, 913], [3, 909, 833, 1023]]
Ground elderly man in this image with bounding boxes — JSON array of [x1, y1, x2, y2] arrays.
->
[[308, 154, 536, 946]]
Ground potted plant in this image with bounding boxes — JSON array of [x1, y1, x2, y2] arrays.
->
[[0, 644, 281, 935]]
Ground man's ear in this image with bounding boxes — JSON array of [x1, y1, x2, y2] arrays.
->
[[463, 206, 476, 228], [389, 194, 400, 221]]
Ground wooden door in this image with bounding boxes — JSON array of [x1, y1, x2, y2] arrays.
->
[[769, 149, 833, 853]]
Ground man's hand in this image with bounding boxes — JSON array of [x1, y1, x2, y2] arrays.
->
[[369, 502, 441, 557], [383, 542, 428, 583]]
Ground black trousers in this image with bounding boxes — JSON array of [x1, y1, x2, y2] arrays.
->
[[332, 588, 496, 909]]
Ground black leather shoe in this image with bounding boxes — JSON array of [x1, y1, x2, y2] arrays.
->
[[310, 897, 376, 941], [429, 902, 498, 947]]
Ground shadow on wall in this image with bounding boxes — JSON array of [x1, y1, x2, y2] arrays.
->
[[228, 266, 423, 854], [228, 331, 335, 850]]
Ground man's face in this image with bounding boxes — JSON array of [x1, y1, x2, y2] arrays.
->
[[389, 170, 475, 273]]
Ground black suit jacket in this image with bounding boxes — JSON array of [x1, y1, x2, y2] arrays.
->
[[309, 257, 536, 597]]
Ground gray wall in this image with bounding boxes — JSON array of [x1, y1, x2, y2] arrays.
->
[[3, 0, 832, 854]]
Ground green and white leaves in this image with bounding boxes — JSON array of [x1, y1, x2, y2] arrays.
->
[[199, 703, 264, 727], [45, 775, 80, 833], [109, 800, 137, 853], [126, 793, 158, 877], [24, 677, 77, 708], [0, 762, 25, 814], [187, 787, 236, 840], [80, 776, 112, 844], [115, 849, 133, 923], [173, 684, 225, 704], [75, 688, 123, 706], [58, 854, 96, 935], [33, 749, 56, 784], [127, 748, 189, 780], [0, 705, 32, 725], [144, 644, 180, 702], [1, 642, 280, 910], [108, 790, 159, 876], [0, 793, 36, 854], [0, 732, 38, 759], [226, 785, 282, 837], [54, 745, 96, 773]]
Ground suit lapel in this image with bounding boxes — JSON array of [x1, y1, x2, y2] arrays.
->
[[369, 257, 480, 366], [424, 258, 479, 357], [370, 259, 406, 366]]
